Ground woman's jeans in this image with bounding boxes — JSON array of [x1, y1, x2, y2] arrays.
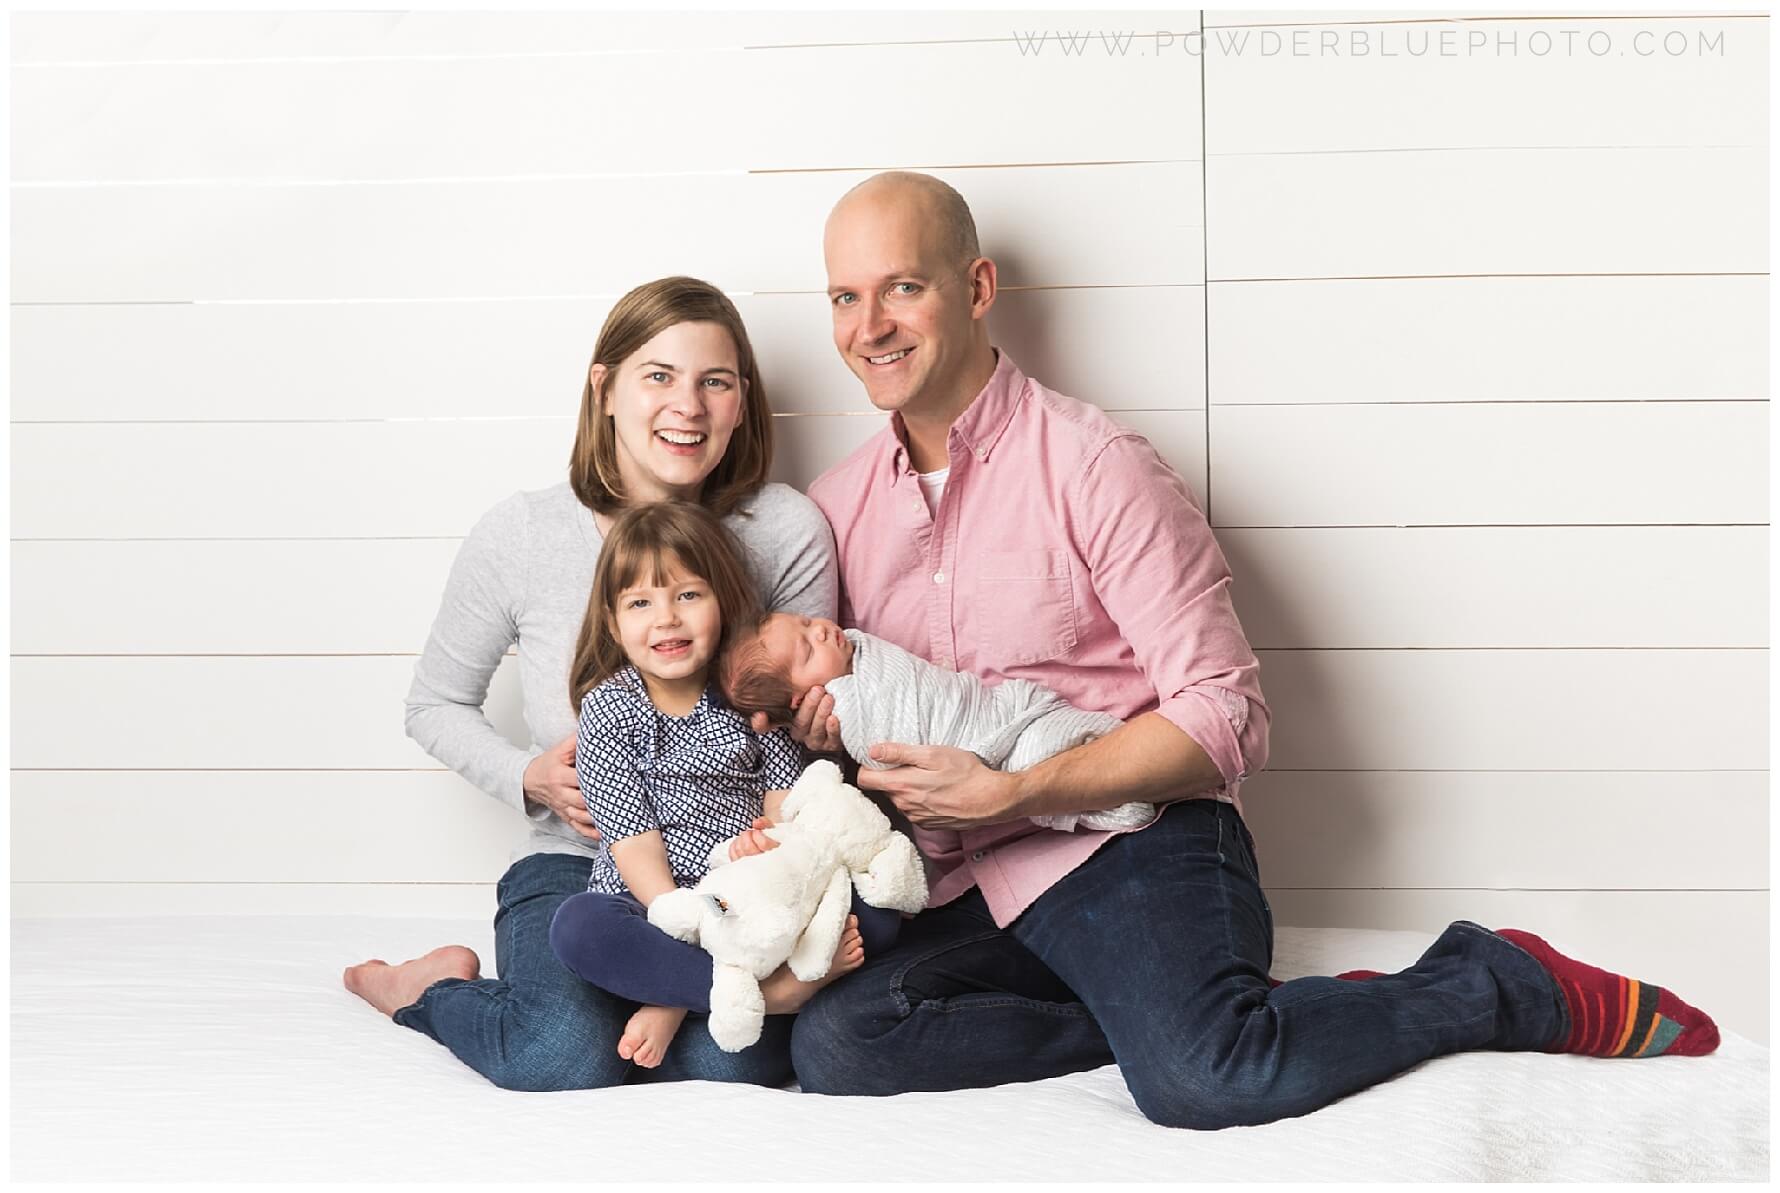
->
[[549, 888, 904, 1013], [393, 852, 794, 1091], [789, 797, 1571, 1129]]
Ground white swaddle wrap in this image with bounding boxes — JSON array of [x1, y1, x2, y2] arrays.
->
[[824, 630, 1155, 832]]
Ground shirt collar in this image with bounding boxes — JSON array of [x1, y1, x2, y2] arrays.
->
[[886, 349, 1027, 487]]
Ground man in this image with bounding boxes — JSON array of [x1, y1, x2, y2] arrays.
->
[[762, 171, 1718, 1128]]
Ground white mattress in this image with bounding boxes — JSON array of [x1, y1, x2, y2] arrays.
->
[[10, 915, 1769, 1182]]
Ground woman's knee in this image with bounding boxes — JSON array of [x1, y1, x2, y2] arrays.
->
[[475, 993, 629, 1092]]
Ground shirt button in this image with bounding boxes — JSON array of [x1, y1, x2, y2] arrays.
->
[[974, 447, 987, 459], [933, 571, 946, 585], [971, 851, 986, 862]]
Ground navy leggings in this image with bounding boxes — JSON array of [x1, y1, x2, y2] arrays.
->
[[549, 887, 903, 1012]]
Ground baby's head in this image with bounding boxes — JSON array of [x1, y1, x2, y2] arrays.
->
[[718, 612, 855, 726]]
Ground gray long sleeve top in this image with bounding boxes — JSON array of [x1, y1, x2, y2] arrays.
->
[[404, 481, 839, 864]]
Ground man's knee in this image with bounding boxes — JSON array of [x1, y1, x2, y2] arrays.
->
[[1123, 1058, 1294, 1131], [788, 984, 903, 1097]]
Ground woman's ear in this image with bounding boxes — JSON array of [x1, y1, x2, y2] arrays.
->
[[588, 363, 609, 411]]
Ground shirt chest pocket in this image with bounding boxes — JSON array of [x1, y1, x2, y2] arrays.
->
[[974, 548, 1078, 668]]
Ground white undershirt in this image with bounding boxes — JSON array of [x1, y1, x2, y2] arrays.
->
[[916, 466, 950, 514]]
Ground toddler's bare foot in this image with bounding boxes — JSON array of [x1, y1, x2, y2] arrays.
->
[[343, 945, 480, 1017], [619, 1005, 688, 1068], [762, 915, 866, 1015]]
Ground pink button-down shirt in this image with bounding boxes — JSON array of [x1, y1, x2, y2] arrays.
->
[[808, 351, 1271, 927]]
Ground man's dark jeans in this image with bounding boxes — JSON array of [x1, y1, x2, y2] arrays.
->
[[790, 796, 1570, 1129], [394, 852, 793, 1091]]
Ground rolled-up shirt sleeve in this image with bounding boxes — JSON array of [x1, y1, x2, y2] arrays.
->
[[1069, 433, 1270, 790]]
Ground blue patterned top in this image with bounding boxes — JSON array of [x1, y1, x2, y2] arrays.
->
[[575, 667, 806, 896]]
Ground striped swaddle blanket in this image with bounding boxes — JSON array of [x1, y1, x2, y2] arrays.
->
[[825, 630, 1155, 832]]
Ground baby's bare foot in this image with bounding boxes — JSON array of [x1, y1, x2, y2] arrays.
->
[[619, 1005, 688, 1068], [343, 945, 480, 1017], [762, 915, 866, 1015]]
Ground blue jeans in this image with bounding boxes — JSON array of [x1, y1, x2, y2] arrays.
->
[[393, 852, 793, 1090], [549, 889, 904, 1012], [790, 797, 1570, 1129]]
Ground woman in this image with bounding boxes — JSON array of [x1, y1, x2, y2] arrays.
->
[[343, 277, 839, 1089]]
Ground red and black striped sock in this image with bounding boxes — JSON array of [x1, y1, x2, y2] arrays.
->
[[1496, 928, 1719, 1058]]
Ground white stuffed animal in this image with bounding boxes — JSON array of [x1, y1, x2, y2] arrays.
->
[[646, 759, 927, 1052]]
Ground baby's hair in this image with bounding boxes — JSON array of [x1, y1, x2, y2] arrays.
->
[[716, 616, 800, 726], [568, 501, 764, 710]]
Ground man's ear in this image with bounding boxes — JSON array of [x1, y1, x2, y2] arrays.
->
[[968, 256, 998, 319]]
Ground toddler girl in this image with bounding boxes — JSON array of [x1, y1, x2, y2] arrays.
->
[[719, 613, 1155, 832], [546, 502, 900, 1068]]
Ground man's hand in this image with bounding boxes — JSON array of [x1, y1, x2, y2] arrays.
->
[[855, 743, 1023, 830], [750, 685, 842, 753], [523, 736, 601, 842], [727, 816, 781, 861]]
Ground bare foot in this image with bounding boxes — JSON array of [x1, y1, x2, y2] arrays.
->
[[343, 945, 480, 1017], [619, 1005, 688, 1068], [761, 915, 866, 1015]]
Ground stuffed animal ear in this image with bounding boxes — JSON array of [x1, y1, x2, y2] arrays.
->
[[646, 888, 706, 944], [707, 963, 767, 1053], [780, 758, 842, 821], [852, 831, 929, 915]]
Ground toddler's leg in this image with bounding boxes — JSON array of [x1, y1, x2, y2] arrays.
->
[[549, 892, 717, 1012], [852, 891, 903, 956]]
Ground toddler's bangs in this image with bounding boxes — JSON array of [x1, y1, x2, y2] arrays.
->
[[608, 542, 690, 598]]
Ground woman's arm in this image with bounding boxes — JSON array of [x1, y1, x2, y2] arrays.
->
[[608, 832, 680, 907], [403, 493, 542, 813]]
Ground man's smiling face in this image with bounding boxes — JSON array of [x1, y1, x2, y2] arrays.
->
[[823, 184, 981, 420]]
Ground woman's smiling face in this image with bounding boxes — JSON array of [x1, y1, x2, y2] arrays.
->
[[593, 320, 747, 504]]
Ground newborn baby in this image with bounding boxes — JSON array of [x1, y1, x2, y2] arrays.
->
[[717, 613, 1155, 833]]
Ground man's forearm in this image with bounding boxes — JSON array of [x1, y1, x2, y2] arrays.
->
[[1010, 712, 1227, 818]]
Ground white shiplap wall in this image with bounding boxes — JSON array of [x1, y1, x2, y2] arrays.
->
[[9, 11, 1768, 1041]]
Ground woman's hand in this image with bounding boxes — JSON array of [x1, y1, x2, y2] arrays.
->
[[750, 685, 842, 753], [524, 736, 601, 842], [727, 816, 781, 861]]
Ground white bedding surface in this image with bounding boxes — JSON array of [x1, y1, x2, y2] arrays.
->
[[10, 915, 1769, 1182]]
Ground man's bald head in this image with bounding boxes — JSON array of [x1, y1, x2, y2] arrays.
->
[[829, 171, 981, 271]]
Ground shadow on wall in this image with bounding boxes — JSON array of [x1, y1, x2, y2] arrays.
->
[[1218, 533, 1389, 893], [977, 247, 1057, 375]]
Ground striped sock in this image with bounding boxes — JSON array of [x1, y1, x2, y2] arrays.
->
[[1496, 928, 1719, 1058]]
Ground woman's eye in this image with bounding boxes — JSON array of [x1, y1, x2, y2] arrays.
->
[[646, 371, 669, 383], [702, 377, 730, 389]]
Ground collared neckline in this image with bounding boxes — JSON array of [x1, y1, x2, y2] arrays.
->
[[886, 349, 1028, 488]]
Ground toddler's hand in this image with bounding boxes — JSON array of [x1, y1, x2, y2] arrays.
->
[[727, 817, 781, 861]]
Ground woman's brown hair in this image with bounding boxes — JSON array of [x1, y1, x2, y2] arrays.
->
[[568, 276, 775, 520], [568, 501, 766, 710]]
